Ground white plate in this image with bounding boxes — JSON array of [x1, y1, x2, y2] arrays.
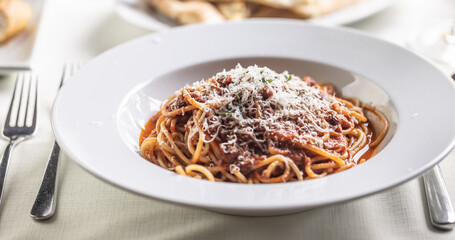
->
[[115, 0, 396, 31], [52, 20, 455, 216], [0, 0, 46, 72]]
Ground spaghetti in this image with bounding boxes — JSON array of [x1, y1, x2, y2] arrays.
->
[[139, 65, 389, 183]]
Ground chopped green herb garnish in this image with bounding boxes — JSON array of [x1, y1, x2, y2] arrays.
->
[[261, 77, 274, 83], [224, 110, 235, 115], [286, 75, 292, 82]]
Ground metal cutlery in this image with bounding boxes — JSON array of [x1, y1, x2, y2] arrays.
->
[[422, 73, 455, 230], [30, 64, 80, 220], [423, 165, 455, 230], [0, 72, 38, 205]]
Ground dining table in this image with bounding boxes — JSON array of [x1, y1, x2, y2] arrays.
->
[[0, 0, 455, 239]]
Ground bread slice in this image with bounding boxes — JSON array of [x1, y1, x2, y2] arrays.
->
[[146, 0, 225, 25], [209, 0, 361, 18], [0, 0, 32, 44], [290, 0, 361, 18], [215, 1, 250, 20]]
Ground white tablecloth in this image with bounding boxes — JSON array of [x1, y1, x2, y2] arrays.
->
[[1, 0, 455, 239]]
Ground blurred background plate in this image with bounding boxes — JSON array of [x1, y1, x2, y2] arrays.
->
[[115, 0, 397, 31], [0, 0, 46, 73]]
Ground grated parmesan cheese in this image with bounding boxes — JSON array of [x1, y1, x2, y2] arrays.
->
[[168, 64, 349, 168]]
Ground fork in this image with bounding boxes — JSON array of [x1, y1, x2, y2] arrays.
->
[[0, 72, 38, 205], [30, 64, 80, 220]]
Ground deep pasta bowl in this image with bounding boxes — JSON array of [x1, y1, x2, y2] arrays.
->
[[52, 20, 455, 216]]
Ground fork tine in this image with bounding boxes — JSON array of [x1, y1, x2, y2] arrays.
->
[[22, 74, 33, 127], [31, 75, 38, 129], [5, 73, 23, 127], [15, 73, 28, 127], [59, 64, 69, 89]]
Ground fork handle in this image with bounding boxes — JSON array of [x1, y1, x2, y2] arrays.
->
[[30, 141, 60, 220], [423, 165, 455, 230], [0, 139, 18, 205]]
